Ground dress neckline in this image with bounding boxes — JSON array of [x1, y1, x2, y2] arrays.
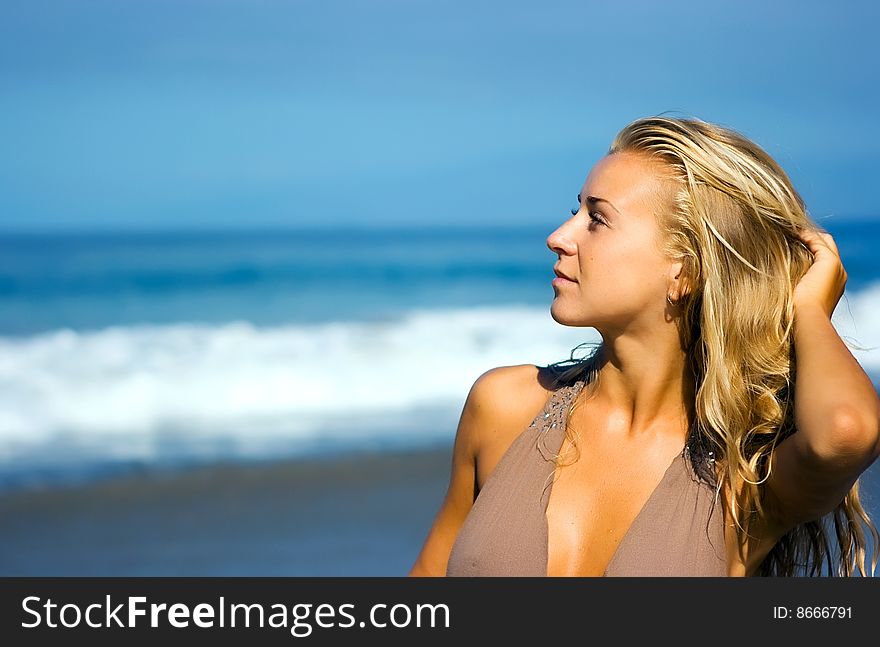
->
[[542, 374, 687, 577]]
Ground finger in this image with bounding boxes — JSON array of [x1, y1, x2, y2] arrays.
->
[[795, 228, 836, 257], [819, 231, 840, 256], [795, 228, 823, 254], [808, 230, 839, 258]]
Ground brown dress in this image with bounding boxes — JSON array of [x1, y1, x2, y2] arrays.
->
[[445, 370, 728, 576]]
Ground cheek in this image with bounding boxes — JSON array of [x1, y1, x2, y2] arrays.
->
[[581, 246, 665, 298]]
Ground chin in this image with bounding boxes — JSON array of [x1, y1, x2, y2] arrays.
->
[[549, 303, 581, 326], [551, 299, 600, 327]]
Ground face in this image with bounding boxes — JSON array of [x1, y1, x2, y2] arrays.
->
[[546, 151, 678, 334]]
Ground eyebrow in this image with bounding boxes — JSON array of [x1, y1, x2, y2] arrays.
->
[[578, 193, 620, 214]]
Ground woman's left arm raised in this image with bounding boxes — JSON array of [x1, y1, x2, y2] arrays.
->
[[790, 228, 880, 460], [760, 228, 880, 531]]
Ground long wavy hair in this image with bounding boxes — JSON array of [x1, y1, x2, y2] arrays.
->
[[544, 114, 878, 577]]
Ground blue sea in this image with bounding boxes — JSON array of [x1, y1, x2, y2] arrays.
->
[[1, 219, 879, 492]]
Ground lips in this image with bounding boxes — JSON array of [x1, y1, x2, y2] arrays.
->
[[553, 266, 577, 282]]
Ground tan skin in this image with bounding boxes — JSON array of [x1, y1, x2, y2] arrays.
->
[[409, 151, 880, 577]]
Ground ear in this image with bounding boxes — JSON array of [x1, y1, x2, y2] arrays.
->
[[668, 258, 691, 301]]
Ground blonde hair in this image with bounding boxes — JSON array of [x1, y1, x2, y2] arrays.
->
[[545, 114, 878, 577]]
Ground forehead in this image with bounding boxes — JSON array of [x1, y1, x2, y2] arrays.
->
[[580, 152, 670, 219]]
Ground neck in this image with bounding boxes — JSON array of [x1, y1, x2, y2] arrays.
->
[[589, 334, 696, 441]]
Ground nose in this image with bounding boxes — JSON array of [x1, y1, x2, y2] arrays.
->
[[546, 222, 576, 256]]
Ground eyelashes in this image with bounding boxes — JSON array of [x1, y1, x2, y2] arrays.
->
[[570, 206, 606, 226]]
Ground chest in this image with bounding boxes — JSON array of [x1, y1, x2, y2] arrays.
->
[[468, 413, 772, 577], [544, 438, 688, 577]]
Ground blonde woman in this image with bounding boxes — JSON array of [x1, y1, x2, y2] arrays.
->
[[409, 115, 880, 577]]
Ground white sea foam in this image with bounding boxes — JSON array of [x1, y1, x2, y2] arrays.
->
[[0, 304, 597, 472], [0, 284, 877, 478]]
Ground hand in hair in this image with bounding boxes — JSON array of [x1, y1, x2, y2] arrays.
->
[[792, 228, 847, 318]]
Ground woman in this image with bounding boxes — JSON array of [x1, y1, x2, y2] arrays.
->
[[408, 115, 880, 577]]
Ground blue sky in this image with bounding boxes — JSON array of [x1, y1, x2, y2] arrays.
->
[[1, 0, 878, 231]]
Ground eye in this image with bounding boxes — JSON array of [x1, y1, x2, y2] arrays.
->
[[571, 205, 606, 227], [587, 211, 606, 226]]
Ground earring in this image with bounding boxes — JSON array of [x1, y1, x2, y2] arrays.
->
[[666, 293, 677, 306]]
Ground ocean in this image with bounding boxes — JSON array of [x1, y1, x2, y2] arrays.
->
[[1, 219, 879, 492]]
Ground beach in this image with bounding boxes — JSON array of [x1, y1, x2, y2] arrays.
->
[[0, 442, 453, 576], [2, 438, 880, 577]]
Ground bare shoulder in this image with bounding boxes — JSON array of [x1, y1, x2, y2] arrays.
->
[[407, 363, 555, 576], [468, 364, 559, 489], [468, 364, 552, 453]]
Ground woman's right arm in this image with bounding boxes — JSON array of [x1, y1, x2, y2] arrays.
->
[[407, 369, 500, 577]]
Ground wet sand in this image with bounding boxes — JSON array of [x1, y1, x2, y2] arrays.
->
[[0, 442, 453, 576], [1, 438, 879, 577]]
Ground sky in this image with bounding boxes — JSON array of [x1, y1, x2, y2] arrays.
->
[[1, 0, 878, 231]]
